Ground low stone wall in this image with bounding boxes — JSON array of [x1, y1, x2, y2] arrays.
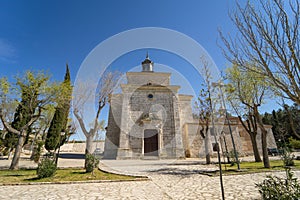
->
[[60, 141, 105, 153]]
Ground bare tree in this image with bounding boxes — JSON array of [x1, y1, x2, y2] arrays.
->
[[73, 71, 121, 171], [195, 88, 212, 164], [195, 60, 223, 164], [220, 0, 300, 105]]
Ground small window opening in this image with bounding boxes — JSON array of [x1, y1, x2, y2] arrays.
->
[[148, 94, 153, 99]]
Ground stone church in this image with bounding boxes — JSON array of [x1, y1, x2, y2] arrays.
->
[[103, 55, 277, 159]]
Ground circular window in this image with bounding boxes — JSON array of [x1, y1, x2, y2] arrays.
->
[[148, 94, 153, 99]]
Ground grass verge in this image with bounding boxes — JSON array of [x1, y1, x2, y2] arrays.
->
[[0, 168, 140, 185], [220, 159, 300, 175]]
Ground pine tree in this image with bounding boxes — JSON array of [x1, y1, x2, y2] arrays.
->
[[45, 64, 72, 151]]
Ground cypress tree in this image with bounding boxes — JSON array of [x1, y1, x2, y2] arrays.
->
[[44, 108, 64, 151], [58, 64, 72, 146], [61, 64, 71, 133], [45, 64, 72, 151], [6, 84, 38, 150]]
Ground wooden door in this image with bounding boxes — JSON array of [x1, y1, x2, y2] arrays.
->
[[144, 129, 158, 156]]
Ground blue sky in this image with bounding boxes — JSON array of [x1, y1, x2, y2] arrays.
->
[[0, 0, 234, 79], [0, 1, 283, 140]]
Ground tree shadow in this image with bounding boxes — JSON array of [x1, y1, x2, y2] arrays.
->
[[3, 174, 26, 177], [147, 167, 217, 177], [25, 177, 40, 181], [72, 171, 87, 175], [169, 161, 207, 166]]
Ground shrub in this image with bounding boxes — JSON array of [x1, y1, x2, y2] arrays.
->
[[37, 158, 57, 178], [32, 141, 44, 163], [289, 137, 300, 149], [281, 148, 295, 167], [256, 168, 300, 200], [85, 154, 99, 173], [227, 150, 240, 166]]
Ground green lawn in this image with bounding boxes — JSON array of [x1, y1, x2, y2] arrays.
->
[[1, 160, 298, 184], [0, 168, 139, 185], [221, 159, 300, 175]]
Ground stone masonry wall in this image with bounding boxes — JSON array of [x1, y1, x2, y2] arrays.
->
[[103, 95, 123, 159], [128, 87, 179, 158], [126, 72, 171, 86], [183, 123, 277, 158], [60, 141, 104, 153]]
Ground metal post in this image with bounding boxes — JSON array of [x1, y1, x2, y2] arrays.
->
[[211, 119, 225, 200], [213, 82, 240, 170], [220, 86, 240, 170], [208, 85, 225, 200]]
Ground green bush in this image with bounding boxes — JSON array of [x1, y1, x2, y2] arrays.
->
[[227, 150, 240, 166], [256, 168, 300, 200], [289, 138, 300, 149], [37, 158, 57, 178], [85, 154, 99, 173], [281, 148, 295, 167], [32, 141, 44, 163]]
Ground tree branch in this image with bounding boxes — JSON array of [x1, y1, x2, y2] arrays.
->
[[0, 109, 19, 134], [73, 109, 89, 137]]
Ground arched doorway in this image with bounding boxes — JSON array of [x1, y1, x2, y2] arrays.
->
[[144, 129, 158, 156]]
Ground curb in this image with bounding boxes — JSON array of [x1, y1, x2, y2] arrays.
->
[[98, 162, 150, 179], [0, 177, 149, 186]]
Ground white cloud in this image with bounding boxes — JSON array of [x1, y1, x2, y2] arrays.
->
[[0, 39, 16, 62]]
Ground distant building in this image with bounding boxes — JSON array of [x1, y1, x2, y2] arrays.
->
[[103, 55, 277, 159]]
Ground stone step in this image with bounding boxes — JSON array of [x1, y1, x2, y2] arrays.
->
[[142, 156, 159, 160]]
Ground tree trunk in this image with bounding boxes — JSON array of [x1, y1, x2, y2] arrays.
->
[[253, 106, 270, 168], [261, 129, 270, 168], [10, 131, 25, 170], [204, 133, 211, 164], [238, 115, 261, 162], [249, 132, 262, 162], [85, 133, 94, 169], [30, 131, 38, 160], [30, 147, 37, 160]]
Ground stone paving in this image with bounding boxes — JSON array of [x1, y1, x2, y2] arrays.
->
[[0, 153, 299, 199]]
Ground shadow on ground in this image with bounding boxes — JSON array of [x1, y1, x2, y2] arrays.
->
[[58, 153, 85, 159], [147, 167, 218, 177]]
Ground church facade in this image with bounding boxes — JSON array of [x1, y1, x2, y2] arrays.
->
[[103, 56, 277, 159]]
